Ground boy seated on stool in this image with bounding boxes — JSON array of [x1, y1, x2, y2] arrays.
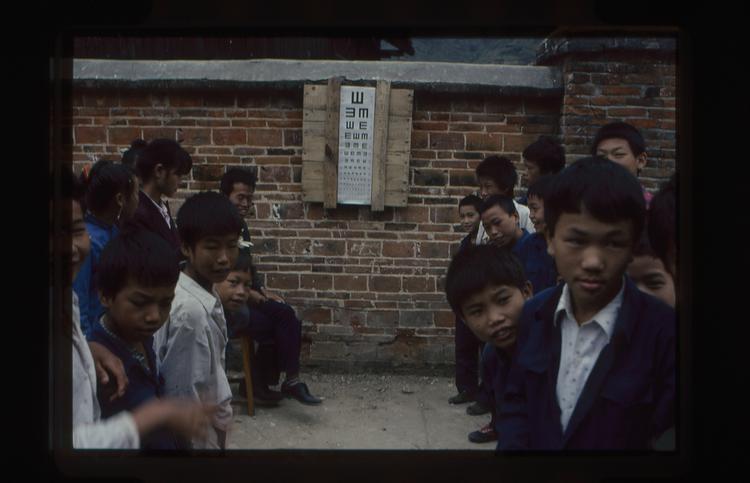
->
[[445, 245, 533, 443]]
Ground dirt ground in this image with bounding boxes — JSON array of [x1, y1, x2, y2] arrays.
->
[[225, 370, 494, 450]]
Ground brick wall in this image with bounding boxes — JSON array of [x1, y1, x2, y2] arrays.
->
[[68, 40, 677, 371], [551, 50, 677, 192], [69, 86, 560, 370]]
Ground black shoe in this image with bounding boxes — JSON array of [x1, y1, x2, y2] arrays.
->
[[281, 381, 322, 405], [468, 423, 497, 443], [448, 390, 475, 405], [466, 401, 490, 416]]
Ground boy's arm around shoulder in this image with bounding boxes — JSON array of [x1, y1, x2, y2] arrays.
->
[[155, 298, 212, 403]]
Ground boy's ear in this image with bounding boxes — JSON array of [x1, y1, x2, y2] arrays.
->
[[180, 243, 192, 260], [522, 280, 534, 299], [114, 192, 125, 208], [98, 291, 112, 309], [547, 238, 555, 257]]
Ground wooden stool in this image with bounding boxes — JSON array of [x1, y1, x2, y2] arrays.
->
[[238, 335, 255, 416]]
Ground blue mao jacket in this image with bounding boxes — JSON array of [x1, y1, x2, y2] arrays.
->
[[88, 321, 187, 450], [497, 277, 676, 450]]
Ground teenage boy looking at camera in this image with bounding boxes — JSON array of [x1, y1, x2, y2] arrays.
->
[[154, 192, 242, 449], [497, 156, 675, 450], [446, 245, 533, 444]]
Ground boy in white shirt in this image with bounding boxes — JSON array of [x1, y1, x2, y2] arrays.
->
[[154, 191, 243, 449]]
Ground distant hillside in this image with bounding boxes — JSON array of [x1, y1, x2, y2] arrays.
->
[[385, 38, 544, 65]]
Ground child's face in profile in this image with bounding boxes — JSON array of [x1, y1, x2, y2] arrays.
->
[[527, 195, 546, 234], [547, 208, 635, 319], [100, 281, 176, 343], [627, 254, 676, 308], [182, 234, 240, 284], [459, 205, 480, 234], [481, 204, 520, 248], [460, 282, 532, 350], [477, 176, 506, 200], [215, 269, 252, 313], [228, 182, 254, 219], [523, 158, 541, 186], [595, 138, 647, 178], [70, 199, 91, 282], [157, 166, 182, 198]]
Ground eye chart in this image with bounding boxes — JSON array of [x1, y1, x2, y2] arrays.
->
[[337, 86, 375, 205]]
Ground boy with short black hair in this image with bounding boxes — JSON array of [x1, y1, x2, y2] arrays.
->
[[497, 156, 675, 450], [130, 138, 193, 255], [448, 194, 485, 406], [592, 121, 653, 207], [90, 227, 215, 450], [154, 191, 243, 449], [446, 245, 533, 443], [218, 168, 321, 405], [519, 136, 565, 205], [524, 174, 559, 292], [475, 155, 534, 246], [627, 228, 676, 308]]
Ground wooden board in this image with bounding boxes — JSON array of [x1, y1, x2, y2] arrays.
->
[[371, 80, 390, 211], [324, 77, 343, 209]]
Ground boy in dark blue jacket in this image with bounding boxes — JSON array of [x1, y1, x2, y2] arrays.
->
[[449, 195, 484, 406], [497, 156, 675, 450], [89, 227, 212, 450], [446, 245, 532, 443]]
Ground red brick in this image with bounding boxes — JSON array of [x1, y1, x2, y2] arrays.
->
[[142, 128, 178, 141], [347, 241, 381, 257], [403, 276, 435, 293], [628, 118, 659, 129], [75, 127, 107, 144], [602, 86, 642, 96], [120, 93, 150, 107], [300, 307, 332, 324], [334, 275, 368, 291], [212, 128, 246, 145], [465, 133, 501, 151], [417, 242, 449, 259], [432, 113, 451, 121], [301, 274, 333, 290], [259, 166, 291, 183], [196, 119, 231, 127], [429, 132, 465, 150], [370, 276, 401, 292], [648, 109, 675, 120], [177, 128, 211, 145], [606, 108, 648, 117], [192, 164, 224, 182], [431, 206, 456, 224], [231, 120, 267, 128], [284, 129, 302, 147], [503, 134, 538, 153], [562, 105, 606, 118], [486, 124, 522, 134], [448, 123, 481, 132], [382, 241, 415, 258], [411, 131, 428, 149], [395, 205, 429, 223], [202, 92, 236, 108], [313, 240, 346, 256], [266, 273, 299, 290], [108, 127, 143, 145], [247, 109, 285, 119], [248, 129, 282, 146], [566, 85, 598, 96], [414, 121, 449, 131], [434, 311, 455, 328], [452, 98, 485, 113]]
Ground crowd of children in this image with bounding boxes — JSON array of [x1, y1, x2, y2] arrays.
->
[[62, 119, 676, 451], [446, 122, 677, 450]]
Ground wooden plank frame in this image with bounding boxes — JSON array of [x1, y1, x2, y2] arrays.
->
[[302, 79, 413, 209], [371, 80, 390, 211]]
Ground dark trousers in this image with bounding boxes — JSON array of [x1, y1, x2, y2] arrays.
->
[[454, 315, 482, 395], [227, 300, 302, 379]]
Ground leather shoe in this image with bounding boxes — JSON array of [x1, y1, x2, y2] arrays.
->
[[466, 401, 490, 416], [468, 423, 497, 443], [281, 381, 322, 405], [448, 390, 475, 405]]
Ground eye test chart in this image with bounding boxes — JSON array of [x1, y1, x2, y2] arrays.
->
[[337, 86, 376, 205]]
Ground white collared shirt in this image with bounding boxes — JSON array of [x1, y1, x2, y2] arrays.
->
[[475, 200, 535, 245], [71, 292, 140, 449], [154, 272, 233, 449], [554, 279, 624, 432], [143, 191, 173, 229]]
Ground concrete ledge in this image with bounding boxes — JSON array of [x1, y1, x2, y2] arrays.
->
[[536, 36, 677, 65], [73, 59, 562, 96]]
